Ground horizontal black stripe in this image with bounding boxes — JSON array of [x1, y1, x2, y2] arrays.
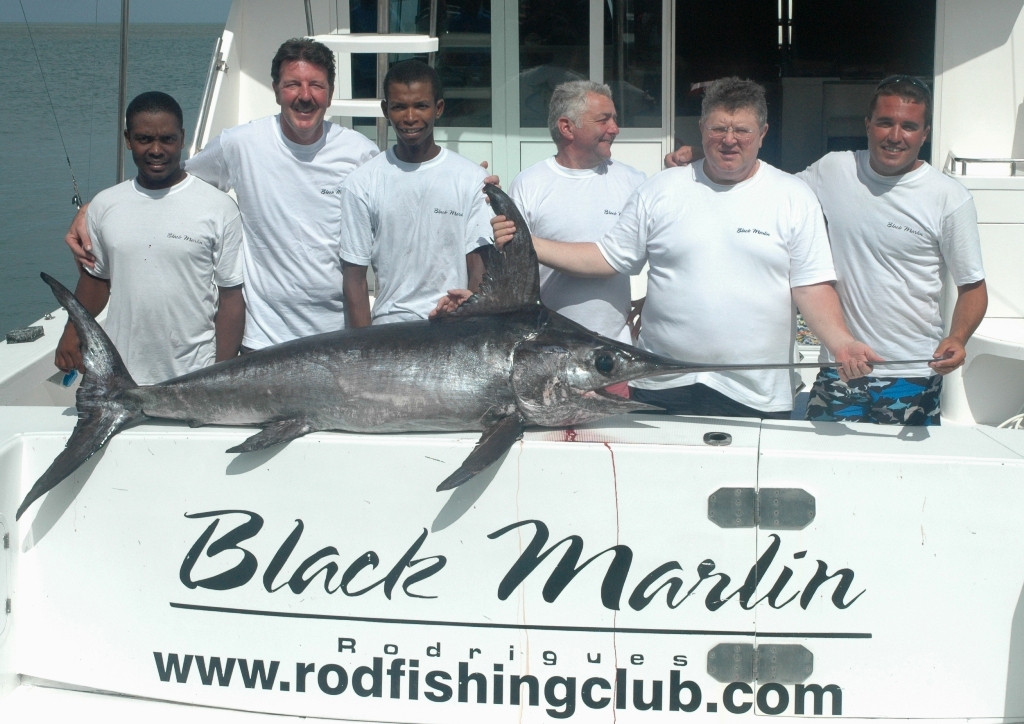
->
[[170, 602, 872, 639]]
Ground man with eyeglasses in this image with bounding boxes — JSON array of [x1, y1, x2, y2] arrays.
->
[[487, 77, 877, 419], [667, 75, 986, 425]]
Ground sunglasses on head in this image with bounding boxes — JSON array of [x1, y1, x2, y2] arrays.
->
[[876, 75, 931, 95]]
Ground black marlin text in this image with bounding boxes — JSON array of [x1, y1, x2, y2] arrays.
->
[[179, 511, 865, 611]]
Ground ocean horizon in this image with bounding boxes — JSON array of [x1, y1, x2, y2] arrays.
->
[[0, 22, 223, 335]]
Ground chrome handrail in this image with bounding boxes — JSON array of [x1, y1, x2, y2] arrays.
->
[[190, 36, 225, 158], [946, 155, 1024, 176]]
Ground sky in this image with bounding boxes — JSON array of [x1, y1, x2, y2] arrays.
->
[[1, 0, 232, 23]]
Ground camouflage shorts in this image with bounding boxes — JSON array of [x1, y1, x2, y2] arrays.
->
[[804, 368, 942, 426]]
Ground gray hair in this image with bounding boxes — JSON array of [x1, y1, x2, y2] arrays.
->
[[700, 77, 768, 128], [548, 80, 614, 143]]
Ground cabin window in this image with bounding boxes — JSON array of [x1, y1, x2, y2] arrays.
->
[[673, 0, 935, 172], [518, 0, 590, 128], [348, 0, 494, 128], [604, 0, 663, 128]]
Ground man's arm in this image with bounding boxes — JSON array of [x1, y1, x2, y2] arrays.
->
[[214, 285, 245, 361], [54, 270, 110, 373], [466, 249, 486, 292], [343, 262, 372, 328], [791, 282, 882, 381], [490, 216, 617, 277], [931, 280, 987, 375], [65, 203, 96, 269]]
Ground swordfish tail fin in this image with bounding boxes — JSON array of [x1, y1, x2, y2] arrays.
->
[[16, 274, 144, 520]]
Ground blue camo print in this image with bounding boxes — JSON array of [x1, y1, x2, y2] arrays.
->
[[804, 368, 942, 426]]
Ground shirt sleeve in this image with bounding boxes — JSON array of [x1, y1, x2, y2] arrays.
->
[[940, 197, 985, 286], [787, 185, 836, 288], [464, 168, 493, 253], [508, 175, 529, 228], [596, 188, 650, 275], [793, 162, 818, 193], [213, 205, 245, 287], [182, 134, 231, 192], [85, 203, 111, 280], [338, 180, 375, 266]]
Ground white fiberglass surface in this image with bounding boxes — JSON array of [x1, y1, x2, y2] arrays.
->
[[755, 421, 1024, 719], [1, 410, 761, 722], [4, 408, 1024, 721]]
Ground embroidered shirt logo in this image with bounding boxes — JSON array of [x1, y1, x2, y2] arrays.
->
[[434, 208, 464, 217], [737, 227, 770, 237], [167, 232, 202, 245], [887, 222, 925, 237]]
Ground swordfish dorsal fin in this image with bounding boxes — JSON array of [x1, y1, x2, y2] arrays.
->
[[451, 184, 541, 316]]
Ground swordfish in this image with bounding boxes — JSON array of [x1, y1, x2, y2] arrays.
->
[[18, 185, 932, 520]]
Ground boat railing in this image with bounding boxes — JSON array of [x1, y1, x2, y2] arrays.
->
[[190, 35, 226, 158], [944, 152, 1024, 176]]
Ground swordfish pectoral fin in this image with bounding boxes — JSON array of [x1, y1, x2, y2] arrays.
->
[[436, 414, 525, 492], [226, 418, 315, 454]]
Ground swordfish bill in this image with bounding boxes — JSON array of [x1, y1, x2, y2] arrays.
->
[[20, 185, 934, 519]]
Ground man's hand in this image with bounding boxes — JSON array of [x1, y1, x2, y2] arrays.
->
[[628, 297, 645, 339], [65, 203, 96, 269], [929, 280, 987, 375], [792, 282, 882, 382], [929, 339, 964, 375], [490, 215, 516, 249], [54, 324, 84, 374], [832, 340, 883, 383], [482, 173, 500, 188], [664, 145, 703, 169], [429, 288, 474, 319]]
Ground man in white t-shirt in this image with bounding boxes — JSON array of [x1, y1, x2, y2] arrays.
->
[[667, 76, 987, 425], [65, 38, 379, 350], [492, 78, 877, 419], [54, 92, 244, 385], [509, 80, 646, 346], [338, 60, 492, 325]]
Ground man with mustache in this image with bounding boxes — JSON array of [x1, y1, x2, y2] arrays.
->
[[666, 76, 987, 425], [338, 60, 492, 326], [64, 38, 379, 351]]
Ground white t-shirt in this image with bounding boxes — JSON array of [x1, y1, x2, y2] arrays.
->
[[599, 160, 836, 412], [798, 151, 985, 377], [184, 116, 379, 348], [510, 157, 646, 343], [86, 175, 244, 385], [337, 147, 492, 324]]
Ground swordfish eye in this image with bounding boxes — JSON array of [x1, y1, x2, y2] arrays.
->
[[594, 352, 616, 376]]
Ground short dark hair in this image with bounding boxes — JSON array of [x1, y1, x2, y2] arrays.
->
[[383, 59, 443, 102], [125, 91, 183, 131], [869, 75, 932, 126], [271, 38, 336, 88], [701, 77, 768, 128]]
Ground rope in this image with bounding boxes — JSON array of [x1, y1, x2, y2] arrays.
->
[[19, 0, 84, 208]]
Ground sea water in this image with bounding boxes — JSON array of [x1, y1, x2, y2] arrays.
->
[[0, 23, 221, 334]]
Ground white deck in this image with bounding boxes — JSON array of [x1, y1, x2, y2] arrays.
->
[[0, 406, 1023, 720]]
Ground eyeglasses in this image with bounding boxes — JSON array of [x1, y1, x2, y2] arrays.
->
[[705, 125, 758, 141], [876, 75, 931, 96]]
